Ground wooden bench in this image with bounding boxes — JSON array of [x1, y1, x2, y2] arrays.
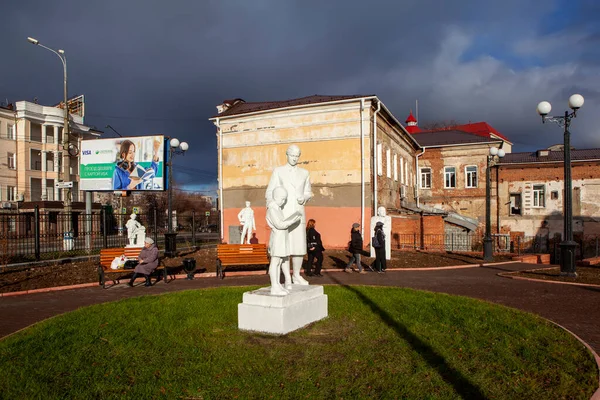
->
[[98, 247, 168, 288], [216, 243, 270, 279]]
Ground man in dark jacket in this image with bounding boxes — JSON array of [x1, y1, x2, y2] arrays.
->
[[346, 223, 366, 273], [306, 219, 325, 277], [128, 237, 159, 287], [373, 222, 387, 273]]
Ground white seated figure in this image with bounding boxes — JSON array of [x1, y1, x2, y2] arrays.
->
[[370, 206, 391, 260], [266, 187, 301, 296], [237, 201, 256, 244], [265, 144, 313, 286], [125, 213, 146, 247]]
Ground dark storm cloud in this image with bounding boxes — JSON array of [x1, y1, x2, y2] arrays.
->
[[2, 0, 599, 193]]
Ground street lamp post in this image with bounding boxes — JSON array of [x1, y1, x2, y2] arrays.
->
[[27, 36, 73, 248], [164, 137, 189, 257], [537, 94, 585, 277], [483, 146, 505, 261]]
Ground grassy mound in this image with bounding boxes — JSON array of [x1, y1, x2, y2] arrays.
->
[[0, 286, 596, 399]]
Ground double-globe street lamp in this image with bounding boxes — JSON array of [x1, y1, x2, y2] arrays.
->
[[27, 36, 74, 247], [536, 94, 585, 277], [164, 137, 189, 257], [483, 146, 505, 262]]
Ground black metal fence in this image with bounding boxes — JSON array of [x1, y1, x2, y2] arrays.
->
[[0, 208, 219, 264]]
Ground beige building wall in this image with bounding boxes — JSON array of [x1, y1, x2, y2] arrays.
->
[[214, 97, 419, 247], [0, 107, 17, 203]]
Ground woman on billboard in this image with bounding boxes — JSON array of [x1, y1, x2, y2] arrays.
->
[[113, 139, 160, 190]]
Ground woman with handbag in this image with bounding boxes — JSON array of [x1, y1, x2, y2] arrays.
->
[[373, 221, 387, 273], [305, 219, 325, 277]]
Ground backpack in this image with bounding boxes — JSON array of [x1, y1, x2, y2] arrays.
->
[[372, 234, 381, 249]]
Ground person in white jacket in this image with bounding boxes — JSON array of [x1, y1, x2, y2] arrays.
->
[[266, 186, 301, 296]]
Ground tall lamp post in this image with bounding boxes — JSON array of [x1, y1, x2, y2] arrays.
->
[[536, 94, 585, 277], [27, 36, 73, 247], [483, 146, 505, 261], [165, 137, 189, 257]]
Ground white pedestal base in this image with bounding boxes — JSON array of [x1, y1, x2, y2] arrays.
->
[[238, 285, 328, 335]]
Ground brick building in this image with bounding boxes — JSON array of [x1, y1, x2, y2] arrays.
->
[[497, 147, 600, 239]]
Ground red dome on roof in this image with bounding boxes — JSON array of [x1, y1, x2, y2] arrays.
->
[[405, 110, 417, 124]]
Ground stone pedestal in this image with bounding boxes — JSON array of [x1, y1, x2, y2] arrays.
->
[[238, 285, 328, 335]]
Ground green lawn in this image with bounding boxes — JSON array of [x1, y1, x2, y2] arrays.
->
[[0, 286, 597, 399]]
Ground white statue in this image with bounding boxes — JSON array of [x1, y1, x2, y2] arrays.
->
[[237, 201, 256, 244], [370, 206, 391, 260], [265, 144, 313, 285], [125, 213, 146, 247], [266, 187, 301, 295]]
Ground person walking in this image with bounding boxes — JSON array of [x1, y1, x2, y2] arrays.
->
[[346, 223, 366, 273], [373, 221, 387, 273], [127, 237, 160, 287], [306, 219, 325, 277]]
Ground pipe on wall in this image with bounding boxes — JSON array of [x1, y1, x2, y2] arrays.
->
[[360, 98, 365, 237], [372, 100, 381, 215]]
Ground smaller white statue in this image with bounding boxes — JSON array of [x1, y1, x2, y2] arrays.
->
[[266, 187, 301, 296], [370, 206, 391, 260], [237, 201, 256, 244], [125, 213, 146, 247]]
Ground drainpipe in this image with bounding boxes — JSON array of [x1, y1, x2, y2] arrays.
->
[[372, 99, 381, 216], [215, 118, 223, 240], [415, 147, 425, 208], [360, 99, 365, 236]]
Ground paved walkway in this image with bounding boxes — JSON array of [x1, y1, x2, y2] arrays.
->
[[2, 262, 600, 354]]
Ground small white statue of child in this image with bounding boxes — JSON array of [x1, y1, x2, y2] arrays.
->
[[266, 186, 301, 296]]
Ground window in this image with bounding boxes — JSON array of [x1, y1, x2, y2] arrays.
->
[[8, 152, 15, 169], [393, 154, 398, 181], [551, 191, 559, 200], [377, 143, 382, 176], [400, 157, 404, 184], [510, 193, 522, 215], [444, 167, 456, 188], [7, 186, 16, 201], [420, 168, 431, 189], [465, 166, 477, 188], [386, 148, 391, 178], [7, 124, 15, 140], [533, 185, 545, 207]]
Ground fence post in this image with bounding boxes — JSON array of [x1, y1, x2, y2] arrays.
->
[[192, 210, 196, 248], [517, 236, 521, 256], [153, 208, 158, 244], [34, 206, 41, 261], [451, 233, 454, 252], [102, 206, 108, 249], [413, 233, 417, 250]]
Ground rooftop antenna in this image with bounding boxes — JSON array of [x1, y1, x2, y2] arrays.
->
[[105, 124, 123, 137], [415, 99, 419, 124]]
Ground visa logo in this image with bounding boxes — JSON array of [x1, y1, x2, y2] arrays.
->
[[82, 150, 92, 155]]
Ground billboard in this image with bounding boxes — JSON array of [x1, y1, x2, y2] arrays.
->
[[80, 135, 166, 191]]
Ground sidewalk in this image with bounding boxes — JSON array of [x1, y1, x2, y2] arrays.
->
[[2, 262, 600, 355]]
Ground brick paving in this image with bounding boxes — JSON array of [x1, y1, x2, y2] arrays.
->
[[2, 262, 600, 355]]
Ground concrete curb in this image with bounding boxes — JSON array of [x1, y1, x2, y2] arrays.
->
[[498, 268, 600, 289]]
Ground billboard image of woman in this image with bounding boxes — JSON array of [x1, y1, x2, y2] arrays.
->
[[113, 139, 160, 190]]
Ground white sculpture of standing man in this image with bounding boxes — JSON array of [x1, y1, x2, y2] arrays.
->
[[237, 201, 256, 244], [266, 187, 301, 295], [266, 144, 313, 285], [125, 213, 146, 247], [370, 206, 391, 260]]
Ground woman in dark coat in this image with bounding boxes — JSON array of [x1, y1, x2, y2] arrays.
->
[[306, 219, 325, 277], [373, 221, 387, 273], [346, 223, 365, 273], [128, 237, 159, 287]]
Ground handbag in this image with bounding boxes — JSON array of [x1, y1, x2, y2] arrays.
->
[[123, 260, 139, 270]]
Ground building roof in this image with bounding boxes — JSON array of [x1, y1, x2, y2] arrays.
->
[[212, 94, 375, 118], [499, 148, 600, 164], [450, 121, 511, 143], [410, 130, 500, 147]]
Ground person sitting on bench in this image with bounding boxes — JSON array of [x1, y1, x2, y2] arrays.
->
[[128, 237, 159, 287]]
